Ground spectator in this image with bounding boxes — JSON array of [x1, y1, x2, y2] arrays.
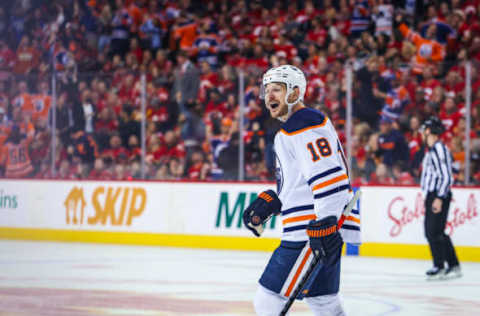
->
[[217, 131, 240, 180], [95, 106, 118, 150], [117, 105, 140, 147], [217, 64, 237, 95], [71, 163, 89, 180], [392, 162, 416, 185], [35, 160, 53, 179], [152, 130, 186, 164], [171, 50, 200, 109], [396, 14, 446, 75], [172, 12, 197, 52], [350, 0, 372, 38], [13, 35, 39, 75], [1, 0, 479, 184], [377, 116, 409, 167], [204, 88, 227, 118], [30, 81, 51, 126], [0, 39, 15, 76], [1, 124, 34, 178], [439, 96, 462, 134], [187, 150, 210, 180], [352, 146, 377, 183], [354, 56, 384, 126], [128, 37, 143, 65], [372, 0, 394, 37], [245, 150, 269, 181], [12, 80, 33, 116], [375, 73, 411, 121], [0, 107, 10, 146], [73, 89, 96, 134], [139, 2, 165, 52], [168, 157, 185, 180], [450, 135, 465, 181], [57, 160, 74, 179], [179, 98, 206, 153], [55, 91, 74, 145], [10, 106, 34, 138], [405, 115, 424, 162], [101, 134, 128, 164], [89, 157, 111, 180], [127, 134, 141, 162], [113, 163, 130, 180], [420, 66, 441, 102], [198, 61, 218, 104], [192, 23, 220, 69], [151, 50, 172, 84], [69, 128, 98, 166], [154, 163, 169, 180], [369, 162, 394, 185], [206, 116, 233, 179], [30, 117, 50, 170], [109, 6, 133, 57]]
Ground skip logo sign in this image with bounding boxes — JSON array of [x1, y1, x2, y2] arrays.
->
[[65, 186, 147, 225], [65, 187, 87, 224]]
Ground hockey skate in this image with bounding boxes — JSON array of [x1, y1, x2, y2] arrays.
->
[[444, 265, 462, 279], [426, 267, 446, 280]]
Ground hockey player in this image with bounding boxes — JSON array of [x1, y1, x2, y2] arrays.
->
[[243, 65, 361, 315]]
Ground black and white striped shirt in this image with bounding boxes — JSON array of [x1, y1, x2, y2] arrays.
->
[[420, 141, 453, 198]]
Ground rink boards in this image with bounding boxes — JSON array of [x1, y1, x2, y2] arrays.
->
[[0, 180, 479, 261]]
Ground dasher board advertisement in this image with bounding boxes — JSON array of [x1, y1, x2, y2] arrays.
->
[[361, 186, 480, 247], [0, 180, 279, 237]]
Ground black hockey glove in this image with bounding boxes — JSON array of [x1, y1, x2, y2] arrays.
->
[[243, 190, 282, 237], [307, 216, 343, 266]]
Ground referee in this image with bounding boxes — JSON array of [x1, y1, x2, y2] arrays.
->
[[420, 116, 461, 280]]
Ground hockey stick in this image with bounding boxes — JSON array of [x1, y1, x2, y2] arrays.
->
[[279, 189, 362, 316]]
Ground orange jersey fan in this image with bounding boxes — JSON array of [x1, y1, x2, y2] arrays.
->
[[399, 24, 445, 75]]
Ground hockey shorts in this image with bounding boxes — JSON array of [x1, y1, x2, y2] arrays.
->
[[259, 240, 341, 299]]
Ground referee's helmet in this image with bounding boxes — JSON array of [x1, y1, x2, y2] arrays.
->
[[422, 116, 445, 135]]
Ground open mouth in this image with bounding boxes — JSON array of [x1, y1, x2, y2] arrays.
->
[[269, 103, 279, 109]]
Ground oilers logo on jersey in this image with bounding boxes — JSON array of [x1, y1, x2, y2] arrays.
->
[[419, 44, 433, 58]]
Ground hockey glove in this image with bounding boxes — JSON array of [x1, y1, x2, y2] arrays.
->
[[307, 216, 343, 266], [243, 190, 282, 237]]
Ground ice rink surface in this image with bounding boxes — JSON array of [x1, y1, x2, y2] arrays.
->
[[0, 240, 479, 316]]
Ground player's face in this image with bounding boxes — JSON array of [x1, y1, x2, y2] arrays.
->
[[264, 83, 288, 119]]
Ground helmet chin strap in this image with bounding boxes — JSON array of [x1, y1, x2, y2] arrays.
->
[[277, 88, 300, 122]]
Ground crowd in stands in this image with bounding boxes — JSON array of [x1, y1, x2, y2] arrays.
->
[[1, 0, 480, 185]]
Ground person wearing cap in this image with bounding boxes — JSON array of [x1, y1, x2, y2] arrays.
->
[[420, 116, 461, 280]]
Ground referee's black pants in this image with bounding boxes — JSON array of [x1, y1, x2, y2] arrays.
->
[[424, 191, 459, 269]]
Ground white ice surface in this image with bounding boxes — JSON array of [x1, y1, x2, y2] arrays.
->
[[0, 240, 478, 315]]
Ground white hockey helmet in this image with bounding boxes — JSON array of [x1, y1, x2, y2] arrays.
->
[[261, 65, 307, 111]]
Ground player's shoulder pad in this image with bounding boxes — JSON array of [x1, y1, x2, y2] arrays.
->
[[279, 107, 327, 136]]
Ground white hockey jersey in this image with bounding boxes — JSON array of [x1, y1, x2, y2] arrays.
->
[[274, 107, 361, 244]]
